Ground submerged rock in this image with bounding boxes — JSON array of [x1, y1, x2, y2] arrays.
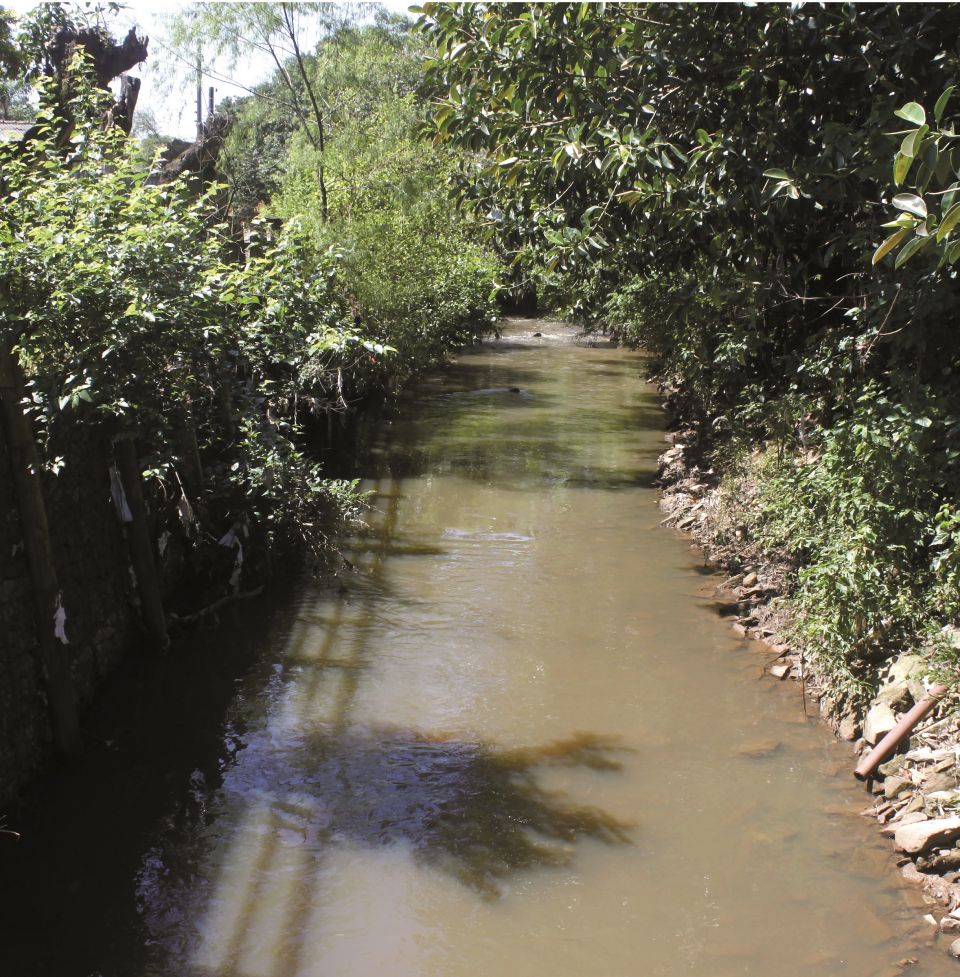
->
[[737, 738, 782, 758]]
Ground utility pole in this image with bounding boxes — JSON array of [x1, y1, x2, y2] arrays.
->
[[208, 86, 215, 123], [195, 55, 202, 141]]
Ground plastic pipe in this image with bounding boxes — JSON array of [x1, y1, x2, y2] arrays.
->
[[854, 684, 947, 781]]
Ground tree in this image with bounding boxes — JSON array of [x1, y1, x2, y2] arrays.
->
[[417, 2, 960, 701], [168, 3, 357, 220]]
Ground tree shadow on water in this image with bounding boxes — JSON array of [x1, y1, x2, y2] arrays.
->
[[280, 726, 635, 898]]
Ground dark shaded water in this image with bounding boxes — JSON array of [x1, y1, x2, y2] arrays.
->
[[0, 320, 941, 976]]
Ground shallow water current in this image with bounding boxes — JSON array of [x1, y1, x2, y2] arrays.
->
[[0, 320, 945, 976]]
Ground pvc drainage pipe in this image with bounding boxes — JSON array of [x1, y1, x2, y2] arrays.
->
[[854, 684, 947, 781]]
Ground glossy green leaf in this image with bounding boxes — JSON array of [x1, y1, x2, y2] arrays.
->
[[872, 227, 910, 265], [892, 193, 928, 218], [894, 233, 933, 267], [893, 152, 913, 186], [935, 86, 955, 124], [894, 102, 926, 126], [936, 201, 960, 242]]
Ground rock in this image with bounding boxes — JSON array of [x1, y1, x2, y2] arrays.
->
[[742, 571, 758, 588], [838, 714, 860, 741], [887, 653, 928, 686], [737, 738, 782, 758], [879, 755, 908, 778], [901, 862, 926, 886], [770, 663, 791, 679], [895, 816, 960, 855], [885, 776, 912, 800], [923, 770, 959, 794], [731, 622, 747, 637], [904, 794, 927, 815], [864, 702, 898, 745], [882, 812, 927, 837], [876, 680, 913, 711], [917, 849, 960, 873], [949, 937, 960, 959]]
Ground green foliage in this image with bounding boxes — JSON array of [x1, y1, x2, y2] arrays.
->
[[0, 64, 370, 566], [872, 92, 960, 268], [751, 385, 958, 698], [231, 15, 499, 383], [419, 2, 960, 697]]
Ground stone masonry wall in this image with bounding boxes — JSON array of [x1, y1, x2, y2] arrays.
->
[[0, 417, 137, 808]]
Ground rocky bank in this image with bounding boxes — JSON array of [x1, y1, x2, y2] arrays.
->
[[657, 426, 960, 960]]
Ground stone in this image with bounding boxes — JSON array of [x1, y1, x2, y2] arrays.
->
[[876, 680, 913, 711], [923, 770, 959, 794], [884, 776, 912, 800], [838, 714, 860, 741], [737, 738, 782, 758], [895, 816, 960, 855], [901, 862, 926, 886], [887, 653, 928, 686], [770, 663, 791, 679], [879, 755, 908, 778], [864, 702, 898, 745], [949, 937, 960, 959], [882, 812, 927, 837], [742, 571, 758, 588]]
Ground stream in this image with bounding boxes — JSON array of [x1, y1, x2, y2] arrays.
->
[[0, 319, 942, 976]]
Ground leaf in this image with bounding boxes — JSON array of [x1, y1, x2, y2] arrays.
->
[[894, 233, 933, 268], [901, 124, 928, 159], [894, 102, 926, 126], [880, 214, 917, 228], [892, 193, 928, 218], [893, 152, 913, 186], [498, 156, 520, 167], [935, 86, 955, 124], [936, 201, 960, 242], [872, 227, 909, 265], [762, 168, 790, 180]]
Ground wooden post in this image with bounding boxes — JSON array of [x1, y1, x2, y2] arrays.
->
[[0, 340, 80, 756], [113, 435, 169, 650]]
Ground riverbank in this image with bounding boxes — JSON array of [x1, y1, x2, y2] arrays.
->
[[656, 423, 960, 954], [2, 318, 938, 976]]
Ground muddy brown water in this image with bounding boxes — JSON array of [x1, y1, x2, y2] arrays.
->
[[0, 319, 945, 976]]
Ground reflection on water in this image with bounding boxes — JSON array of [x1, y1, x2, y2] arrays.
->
[[0, 320, 944, 977]]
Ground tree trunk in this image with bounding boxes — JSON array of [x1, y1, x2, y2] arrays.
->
[[0, 341, 80, 756], [113, 435, 169, 650]]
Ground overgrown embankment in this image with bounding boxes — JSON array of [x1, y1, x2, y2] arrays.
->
[[419, 1, 960, 733], [417, 0, 960, 935], [0, 9, 499, 806]]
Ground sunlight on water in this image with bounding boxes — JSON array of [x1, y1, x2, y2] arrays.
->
[[0, 321, 942, 977]]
